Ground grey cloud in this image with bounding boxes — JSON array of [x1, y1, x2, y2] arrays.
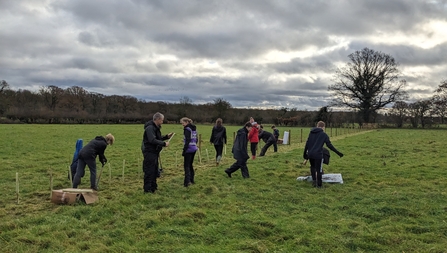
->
[[1, 0, 446, 111]]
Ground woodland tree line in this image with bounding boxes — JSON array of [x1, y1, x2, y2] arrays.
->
[[1, 48, 446, 128], [0, 80, 447, 128]]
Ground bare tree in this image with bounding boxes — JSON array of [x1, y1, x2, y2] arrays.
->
[[408, 100, 432, 128], [431, 80, 447, 124], [314, 106, 332, 126], [329, 48, 408, 125], [39, 85, 64, 111], [213, 98, 232, 120], [0, 80, 9, 94], [177, 96, 193, 117], [390, 101, 409, 128], [179, 96, 193, 105], [89, 92, 104, 115]]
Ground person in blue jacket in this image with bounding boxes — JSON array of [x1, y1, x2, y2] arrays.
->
[[303, 121, 343, 188], [225, 122, 252, 179], [73, 134, 115, 190]]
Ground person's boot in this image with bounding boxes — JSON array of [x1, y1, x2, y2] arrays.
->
[[224, 169, 232, 178], [216, 155, 222, 166]]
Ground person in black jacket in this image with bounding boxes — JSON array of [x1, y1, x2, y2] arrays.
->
[[72, 134, 115, 190], [303, 121, 343, 188], [225, 122, 252, 179], [271, 125, 279, 152], [210, 118, 227, 166], [258, 125, 276, 156], [142, 112, 173, 193]]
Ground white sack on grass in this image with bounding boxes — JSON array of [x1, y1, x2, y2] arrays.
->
[[296, 173, 343, 184]]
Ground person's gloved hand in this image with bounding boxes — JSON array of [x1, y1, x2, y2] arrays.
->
[[303, 153, 309, 160], [338, 152, 344, 158]]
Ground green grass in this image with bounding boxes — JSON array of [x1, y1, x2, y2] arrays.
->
[[1, 125, 447, 252]]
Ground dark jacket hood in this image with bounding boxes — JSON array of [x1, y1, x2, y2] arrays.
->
[[95, 136, 107, 142], [185, 123, 196, 131], [310, 127, 324, 134], [144, 120, 160, 129]]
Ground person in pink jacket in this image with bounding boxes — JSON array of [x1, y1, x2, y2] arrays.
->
[[248, 117, 259, 160]]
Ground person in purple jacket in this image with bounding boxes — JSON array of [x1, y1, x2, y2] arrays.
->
[[73, 134, 115, 190], [181, 117, 198, 187], [303, 121, 343, 188]]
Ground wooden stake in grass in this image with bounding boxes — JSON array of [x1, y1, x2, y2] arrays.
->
[[206, 148, 209, 162], [197, 148, 202, 163], [68, 165, 72, 182], [122, 159, 126, 183], [138, 157, 141, 178], [16, 172, 19, 204], [108, 162, 112, 184], [50, 170, 53, 198]]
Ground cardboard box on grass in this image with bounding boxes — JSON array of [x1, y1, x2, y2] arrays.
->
[[51, 188, 98, 205]]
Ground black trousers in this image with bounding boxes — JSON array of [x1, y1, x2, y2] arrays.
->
[[260, 140, 276, 156], [214, 144, 224, 159], [183, 152, 196, 186], [309, 158, 324, 187], [250, 142, 258, 156], [143, 152, 159, 193], [72, 158, 96, 189], [227, 158, 250, 178]]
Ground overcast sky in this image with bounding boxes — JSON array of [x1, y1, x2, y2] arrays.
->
[[1, 0, 446, 110]]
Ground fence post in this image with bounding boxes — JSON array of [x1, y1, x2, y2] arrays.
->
[[289, 129, 291, 145]]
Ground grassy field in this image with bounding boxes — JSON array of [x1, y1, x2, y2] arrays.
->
[[1, 124, 446, 252]]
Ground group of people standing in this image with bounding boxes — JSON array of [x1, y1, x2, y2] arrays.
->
[[225, 119, 344, 188], [224, 117, 280, 179], [141, 113, 281, 192], [247, 117, 279, 159], [71, 113, 343, 192]]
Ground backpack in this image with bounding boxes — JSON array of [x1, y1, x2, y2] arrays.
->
[[323, 147, 330, 165], [68, 139, 83, 181]]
